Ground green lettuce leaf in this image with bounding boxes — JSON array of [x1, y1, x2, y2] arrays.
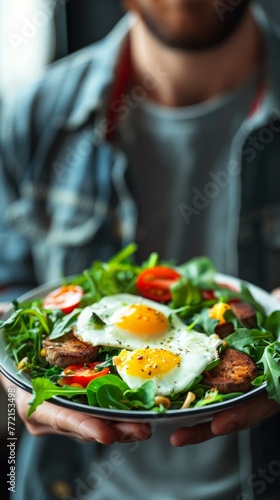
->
[[28, 378, 86, 416]]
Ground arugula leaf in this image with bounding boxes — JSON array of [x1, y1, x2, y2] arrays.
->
[[240, 284, 266, 316], [194, 308, 219, 335], [91, 312, 106, 328], [259, 342, 280, 403], [0, 309, 24, 329], [204, 358, 221, 371], [171, 278, 201, 308], [28, 378, 86, 416], [178, 257, 216, 286], [82, 270, 101, 303], [145, 252, 159, 268], [108, 243, 138, 264], [223, 309, 243, 329], [265, 311, 280, 341], [195, 388, 243, 407], [0, 307, 49, 334], [251, 374, 267, 387], [49, 309, 81, 340], [226, 328, 274, 360]]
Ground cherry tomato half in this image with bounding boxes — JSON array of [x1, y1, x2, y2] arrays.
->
[[62, 362, 110, 388], [136, 266, 181, 302], [42, 285, 84, 314]]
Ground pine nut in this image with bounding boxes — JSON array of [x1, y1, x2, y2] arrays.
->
[[154, 396, 171, 409]]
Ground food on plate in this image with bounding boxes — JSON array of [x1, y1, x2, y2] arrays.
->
[[44, 330, 98, 368], [61, 362, 110, 388], [74, 294, 221, 353], [136, 266, 181, 302], [43, 285, 84, 314], [202, 348, 257, 393], [230, 302, 257, 329], [0, 243, 280, 416], [113, 345, 220, 396], [214, 302, 257, 339]]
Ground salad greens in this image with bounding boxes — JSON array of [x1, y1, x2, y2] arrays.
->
[[1, 243, 280, 416]]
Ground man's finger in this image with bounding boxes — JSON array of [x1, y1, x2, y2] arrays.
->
[[110, 421, 152, 443], [16, 389, 117, 444], [211, 393, 279, 436], [170, 422, 215, 447], [16, 387, 152, 444], [27, 403, 117, 444]]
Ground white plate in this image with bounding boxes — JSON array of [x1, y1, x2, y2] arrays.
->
[[0, 274, 278, 424]]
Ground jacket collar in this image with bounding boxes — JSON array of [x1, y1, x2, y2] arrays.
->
[[251, 4, 280, 117], [64, 8, 280, 131], [65, 14, 135, 130]]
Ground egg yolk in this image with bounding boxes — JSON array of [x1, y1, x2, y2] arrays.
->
[[115, 304, 169, 336], [114, 348, 181, 378]]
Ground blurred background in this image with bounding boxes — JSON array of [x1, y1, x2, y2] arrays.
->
[[0, 0, 280, 498], [0, 0, 124, 105]]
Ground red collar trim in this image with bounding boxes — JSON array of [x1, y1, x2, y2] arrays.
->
[[105, 40, 132, 143], [248, 82, 265, 118]]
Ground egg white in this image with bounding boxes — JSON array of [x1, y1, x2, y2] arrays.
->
[[76, 294, 224, 394], [76, 292, 222, 373], [75, 293, 187, 351], [114, 348, 217, 396]]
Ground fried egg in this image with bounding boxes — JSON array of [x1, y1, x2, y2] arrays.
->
[[76, 294, 223, 394], [76, 293, 188, 351], [113, 347, 216, 396]]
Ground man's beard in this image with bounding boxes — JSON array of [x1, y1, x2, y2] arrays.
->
[[138, 0, 251, 52]]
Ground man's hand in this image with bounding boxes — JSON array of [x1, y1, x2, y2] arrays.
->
[[0, 376, 152, 445], [171, 288, 280, 447], [16, 388, 152, 444], [170, 393, 279, 446]]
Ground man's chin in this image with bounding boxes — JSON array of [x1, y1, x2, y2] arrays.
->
[[140, 1, 251, 52]]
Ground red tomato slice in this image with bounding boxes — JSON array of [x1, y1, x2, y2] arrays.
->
[[136, 266, 181, 302], [62, 362, 110, 388], [43, 285, 84, 314]]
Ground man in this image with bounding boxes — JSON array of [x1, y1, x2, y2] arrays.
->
[[1, 0, 280, 498]]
